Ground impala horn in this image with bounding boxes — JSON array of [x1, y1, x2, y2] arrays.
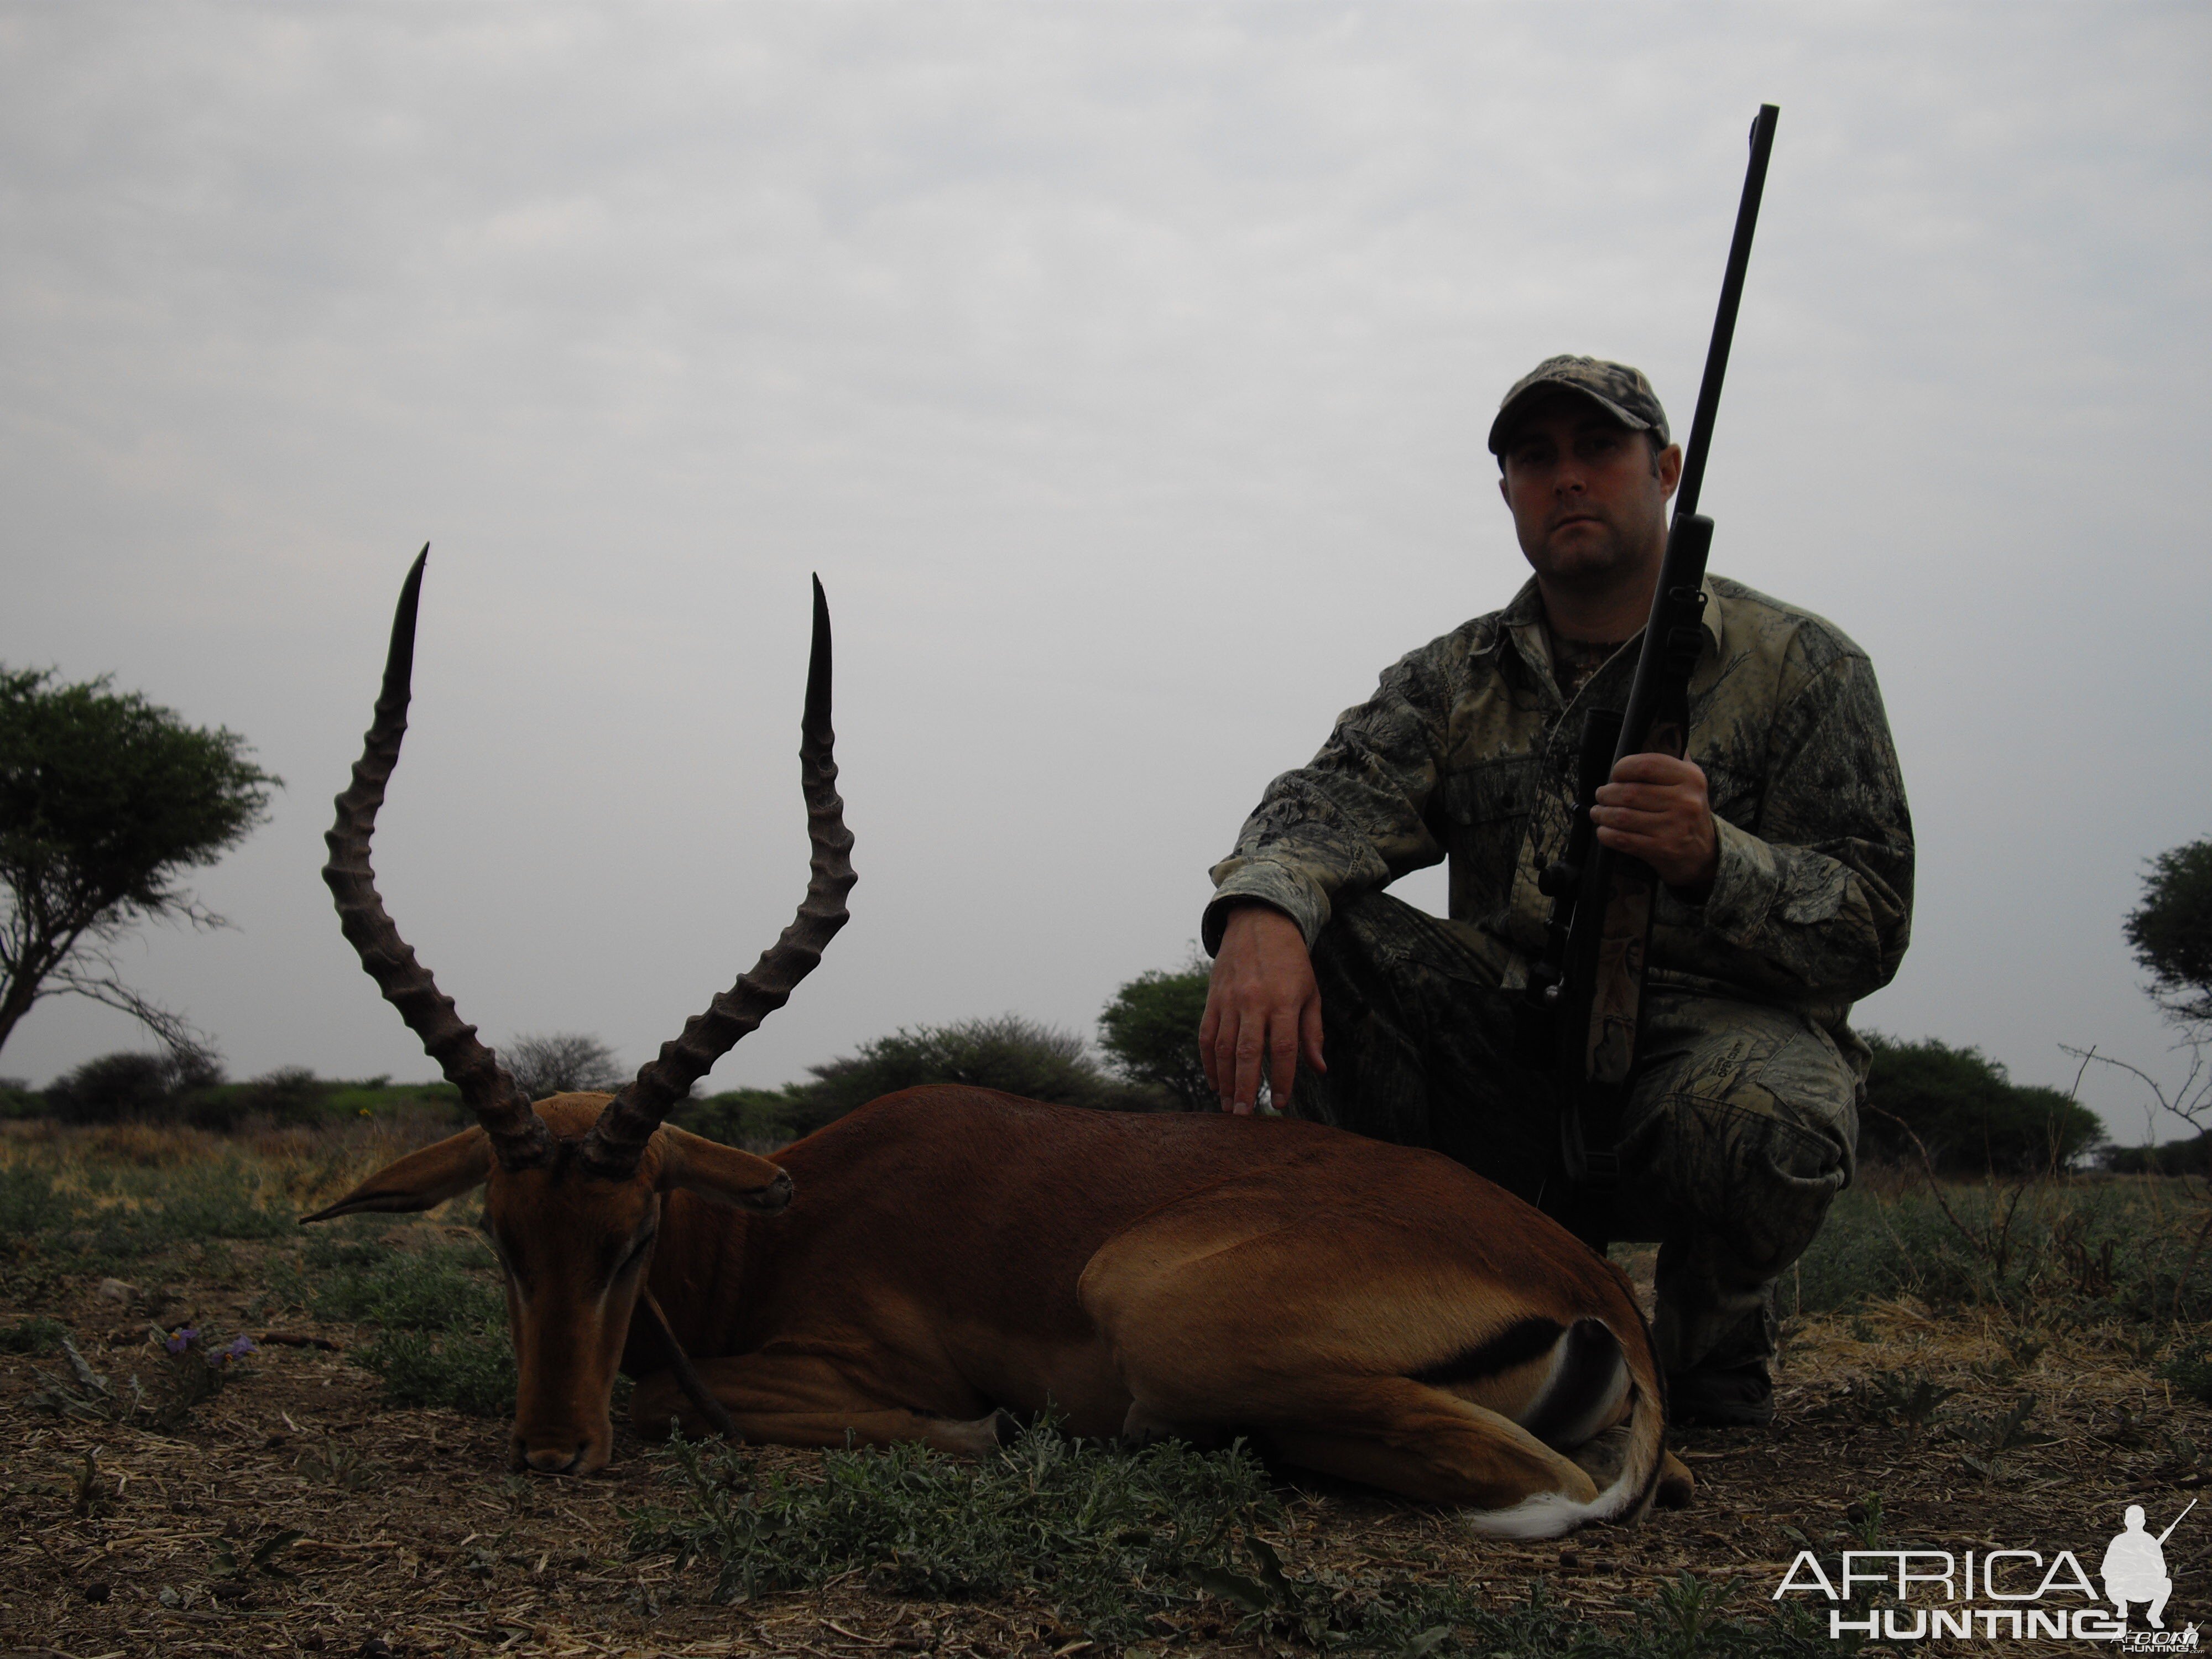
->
[[325, 546, 552, 1171], [578, 573, 855, 1180]]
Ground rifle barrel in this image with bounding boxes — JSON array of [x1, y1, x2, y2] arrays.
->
[[2156, 1496, 2198, 1546], [1673, 105, 1780, 523]]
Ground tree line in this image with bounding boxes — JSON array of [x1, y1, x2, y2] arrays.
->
[[4, 659, 2208, 1177]]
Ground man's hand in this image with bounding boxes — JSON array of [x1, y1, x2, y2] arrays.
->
[[1199, 904, 1326, 1114], [1590, 752, 1719, 899]]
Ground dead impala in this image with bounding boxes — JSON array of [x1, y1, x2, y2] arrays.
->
[[306, 550, 1691, 1538]]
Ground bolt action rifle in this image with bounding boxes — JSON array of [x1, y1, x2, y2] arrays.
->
[[1525, 105, 1780, 1248]]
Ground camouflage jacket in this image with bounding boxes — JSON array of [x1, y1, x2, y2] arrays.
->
[[1205, 575, 1913, 1051]]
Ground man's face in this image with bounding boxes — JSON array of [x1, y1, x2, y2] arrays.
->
[[1496, 394, 1682, 592]]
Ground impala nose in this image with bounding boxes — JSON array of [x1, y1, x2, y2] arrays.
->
[[524, 1445, 583, 1475], [748, 1170, 794, 1213]]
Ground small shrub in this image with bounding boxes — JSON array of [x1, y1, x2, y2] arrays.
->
[[45, 1049, 225, 1125], [675, 1088, 804, 1152], [0, 1164, 80, 1235], [179, 1067, 330, 1130], [28, 1328, 252, 1431], [790, 1014, 1165, 1135], [504, 1034, 627, 1100], [311, 1239, 505, 1331], [2161, 1338, 2212, 1405], [356, 1328, 515, 1417], [306, 1233, 515, 1416], [0, 1314, 69, 1354]]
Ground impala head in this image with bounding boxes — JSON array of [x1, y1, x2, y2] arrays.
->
[[304, 548, 853, 1475]]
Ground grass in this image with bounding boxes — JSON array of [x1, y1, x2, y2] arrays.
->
[[632, 1418, 1860, 1656], [11, 1116, 2212, 1653], [1, 1116, 517, 1416], [1790, 1164, 2212, 1327], [300, 1224, 516, 1417]]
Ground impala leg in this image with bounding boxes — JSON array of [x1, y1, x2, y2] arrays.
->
[[1082, 1200, 1665, 1534], [1227, 1374, 1601, 1512], [631, 1352, 1013, 1455]]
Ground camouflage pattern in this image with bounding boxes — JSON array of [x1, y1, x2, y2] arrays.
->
[[1204, 573, 1914, 1074], [1487, 355, 1670, 453], [1293, 890, 1856, 1374], [1207, 573, 1912, 1375]]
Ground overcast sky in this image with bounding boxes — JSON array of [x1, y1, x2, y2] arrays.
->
[[3, 3, 2206, 1145]]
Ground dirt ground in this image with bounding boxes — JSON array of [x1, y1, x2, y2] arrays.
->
[[6, 1237, 2210, 1658]]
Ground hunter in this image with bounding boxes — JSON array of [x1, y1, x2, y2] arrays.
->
[[1199, 355, 1913, 1427]]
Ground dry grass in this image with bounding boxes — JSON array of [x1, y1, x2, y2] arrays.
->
[[4, 1123, 2210, 1657]]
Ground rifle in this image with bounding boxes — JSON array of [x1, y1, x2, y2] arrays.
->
[[1525, 105, 1780, 1242]]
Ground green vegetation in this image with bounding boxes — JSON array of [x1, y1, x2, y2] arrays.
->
[[28, 1327, 256, 1432], [1858, 1033, 2105, 1173], [27, 1054, 462, 1130], [1791, 1173, 2212, 1324], [1097, 963, 1213, 1112], [2127, 837, 2212, 1034], [635, 1417, 1847, 1656], [0, 1152, 296, 1261], [327, 1242, 507, 1411], [681, 963, 1220, 1147], [0, 664, 280, 1062], [300, 1224, 515, 1417], [0, 1120, 514, 1416], [0, 1312, 68, 1354], [681, 1014, 1170, 1147], [672, 1087, 811, 1153]]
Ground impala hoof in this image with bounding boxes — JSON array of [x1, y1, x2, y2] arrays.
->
[[523, 1446, 585, 1475]]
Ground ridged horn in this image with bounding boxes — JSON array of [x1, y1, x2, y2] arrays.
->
[[579, 575, 855, 1178], [324, 546, 551, 1172]]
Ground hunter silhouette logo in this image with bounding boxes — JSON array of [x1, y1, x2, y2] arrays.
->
[[2106, 1500, 2190, 1631]]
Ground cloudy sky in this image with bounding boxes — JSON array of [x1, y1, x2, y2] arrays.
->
[[3, 4, 2206, 1144]]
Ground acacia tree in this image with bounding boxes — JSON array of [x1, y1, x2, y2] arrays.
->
[[504, 1032, 627, 1100], [2126, 838, 2212, 1036], [1097, 963, 1213, 1112], [0, 667, 279, 1062]]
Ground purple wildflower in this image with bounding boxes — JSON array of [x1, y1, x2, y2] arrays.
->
[[218, 1335, 256, 1363], [164, 1327, 199, 1355]]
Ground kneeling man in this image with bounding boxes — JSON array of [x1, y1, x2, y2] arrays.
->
[[1200, 356, 1913, 1427]]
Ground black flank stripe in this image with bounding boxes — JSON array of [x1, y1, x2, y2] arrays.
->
[[1410, 1316, 1565, 1389], [1522, 1319, 1623, 1444]]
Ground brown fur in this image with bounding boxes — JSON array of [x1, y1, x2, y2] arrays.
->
[[310, 1087, 1690, 1530]]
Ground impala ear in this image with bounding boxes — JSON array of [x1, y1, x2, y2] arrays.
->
[[301, 1127, 495, 1223], [655, 1124, 794, 1213]]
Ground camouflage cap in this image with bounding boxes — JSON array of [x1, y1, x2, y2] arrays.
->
[[1486, 355, 1670, 455]]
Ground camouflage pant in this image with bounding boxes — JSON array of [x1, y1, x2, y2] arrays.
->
[[1290, 891, 1859, 1375]]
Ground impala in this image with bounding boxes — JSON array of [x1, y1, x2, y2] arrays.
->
[[305, 551, 1691, 1538]]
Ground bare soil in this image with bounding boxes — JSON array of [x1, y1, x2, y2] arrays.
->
[[5, 1238, 2209, 1658]]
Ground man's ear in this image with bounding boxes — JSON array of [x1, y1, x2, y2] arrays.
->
[[1656, 440, 1683, 498], [655, 1124, 793, 1213], [300, 1128, 494, 1223]]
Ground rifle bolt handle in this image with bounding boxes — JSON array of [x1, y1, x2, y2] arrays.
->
[[1538, 860, 1580, 899]]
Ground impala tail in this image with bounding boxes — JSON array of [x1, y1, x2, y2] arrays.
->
[[1452, 1311, 1670, 1539]]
